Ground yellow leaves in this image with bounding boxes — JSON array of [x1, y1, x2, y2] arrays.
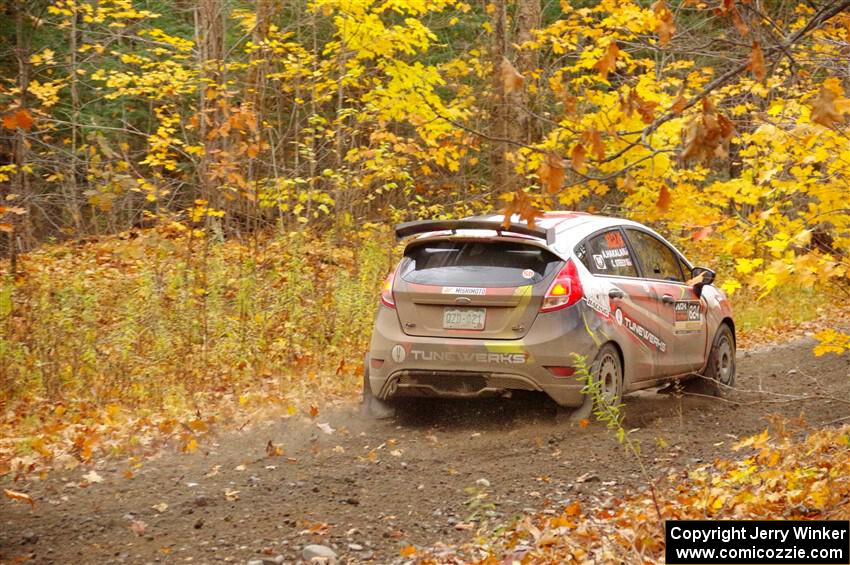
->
[[500, 57, 524, 94], [813, 329, 850, 356], [747, 41, 766, 82], [735, 258, 763, 274], [29, 48, 55, 66], [592, 41, 619, 80]]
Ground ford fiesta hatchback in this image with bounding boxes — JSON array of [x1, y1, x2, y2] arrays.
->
[[363, 212, 735, 419]]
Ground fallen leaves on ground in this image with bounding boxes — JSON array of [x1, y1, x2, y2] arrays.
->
[[425, 423, 850, 564]]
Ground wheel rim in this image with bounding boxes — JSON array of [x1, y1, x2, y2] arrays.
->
[[598, 353, 621, 404], [715, 336, 734, 386]]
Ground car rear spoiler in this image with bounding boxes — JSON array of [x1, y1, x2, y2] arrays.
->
[[394, 219, 556, 245]]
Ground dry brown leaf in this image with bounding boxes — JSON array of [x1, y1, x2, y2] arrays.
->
[[570, 143, 587, 172], [538, 152, 565, 194], [562, 93, 578, 115], [583, 130, 606, 161], [4, 488, 35, 507], [130, 520, 147, 536], [656, 184, 671, 211], [748, 41, 766, 82], [652, 0, 676, 46], [811, 84, 843, 128], [500, 57, 525, 94], [593, 42, 619, 80]]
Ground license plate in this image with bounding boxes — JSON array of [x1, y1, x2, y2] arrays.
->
[[442, 307, 486, 330]]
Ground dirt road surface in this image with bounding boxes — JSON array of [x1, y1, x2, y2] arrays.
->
[[2, 339, 849, 564]]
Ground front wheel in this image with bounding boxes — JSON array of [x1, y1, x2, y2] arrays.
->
[[361, 356, 396, 419], [689, 324, 736, 397], [558, 344, 623, 423]]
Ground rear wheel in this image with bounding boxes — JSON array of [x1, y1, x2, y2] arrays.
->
[[559, 344, 623, 423], [362, 356, 396, 419], [688, 324, 735, 397]]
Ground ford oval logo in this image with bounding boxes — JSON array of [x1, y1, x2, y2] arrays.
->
[[455, 297, 472, 305]]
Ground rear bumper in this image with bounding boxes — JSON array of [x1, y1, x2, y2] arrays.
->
[[367, 304, 599, 407]]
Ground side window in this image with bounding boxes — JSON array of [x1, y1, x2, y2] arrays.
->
[[578, 229, 638, 277], [625, 229, 685, 282]]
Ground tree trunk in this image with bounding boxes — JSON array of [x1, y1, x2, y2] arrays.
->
[[515, 0, 540, 144], [489, 0, 510, 193], [196, 0, 225, 209]]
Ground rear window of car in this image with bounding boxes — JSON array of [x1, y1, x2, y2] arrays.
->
[[399, 240, 562, 287], [576, 229, 638, 278]]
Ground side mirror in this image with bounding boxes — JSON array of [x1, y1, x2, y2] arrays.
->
[[690, 266, 716, 297]]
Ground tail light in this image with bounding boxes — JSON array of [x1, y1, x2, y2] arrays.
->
[[540, 259, 583, 312], [380, 270, 396, 309]]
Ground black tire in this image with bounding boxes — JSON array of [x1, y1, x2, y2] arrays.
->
[[688, 324, 736, 397], [558, 343, 623, 423], [361, 356, 396, 419]]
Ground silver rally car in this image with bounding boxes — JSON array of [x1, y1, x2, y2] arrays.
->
[[363, 212, 735, 418]]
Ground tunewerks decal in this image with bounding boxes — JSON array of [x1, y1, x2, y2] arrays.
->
[[410, 350, 526, 364]]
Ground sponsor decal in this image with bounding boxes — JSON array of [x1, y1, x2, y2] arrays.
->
[[583, 280, 612, 317], [410, 350, 527, 364], [674, 300, 703, 333], [521, 268, 535, 279], [442, 286, 486, 295], [615, 307, 666, 352], [391, 344, 407, 363], [604, 231, 625, 247], [611, 257, 633, 268], [593, 254, 606, 270]]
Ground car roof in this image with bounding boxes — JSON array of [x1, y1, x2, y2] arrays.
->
[[471, 212, 644, 243]]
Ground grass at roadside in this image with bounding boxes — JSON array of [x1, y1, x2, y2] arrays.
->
[[0, 226, 395, 477]]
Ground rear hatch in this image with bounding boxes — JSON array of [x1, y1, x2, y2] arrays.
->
[[393, 237, 564, 339]]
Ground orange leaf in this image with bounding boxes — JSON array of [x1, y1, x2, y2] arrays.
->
[[309, 405, 319, 418], [1, 114, 16, 130], [656, 184, 671, 211], [593, 42, 619, 80], [15, 109, 33, 131], [399, 545, 417, 557], [570, 144, 587, 172], [578, 418, 590, 429], [748, 41, 766, 82], [500, 57, 525, 94], [4, 489, 35, 507], [0, 223, 13, 233]]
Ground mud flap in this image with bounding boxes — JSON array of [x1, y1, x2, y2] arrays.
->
[[362, 356, 396, 420]]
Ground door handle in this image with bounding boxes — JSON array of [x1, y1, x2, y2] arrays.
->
[[608, 288, 625, 299], [661, 294, 674, 305]]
